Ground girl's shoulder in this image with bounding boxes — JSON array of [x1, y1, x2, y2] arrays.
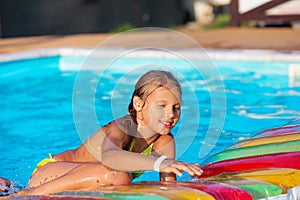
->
[[105, 115, 136, 134], [152, 133, 175, 157], [100, 115, 136, 144], [154, 133, 175, 146], [158, 132, 175, 140]]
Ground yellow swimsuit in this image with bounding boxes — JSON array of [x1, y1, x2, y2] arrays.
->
[[128, 139, 154, 178], [31, 153, 58, 176]]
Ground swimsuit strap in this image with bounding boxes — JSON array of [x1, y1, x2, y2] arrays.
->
[[128, 139, 153, 156], [141, 143, 153, 156], [128, 138, 135, 152], [129, 139, 154, 179]]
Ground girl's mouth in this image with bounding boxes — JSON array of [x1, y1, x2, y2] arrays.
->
[[161, 121, 173, 129]]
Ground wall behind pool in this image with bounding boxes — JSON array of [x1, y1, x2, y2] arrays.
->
[[0, 0, 186, 38]]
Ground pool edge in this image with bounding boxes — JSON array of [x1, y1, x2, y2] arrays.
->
[[0, 47, 300, 63]]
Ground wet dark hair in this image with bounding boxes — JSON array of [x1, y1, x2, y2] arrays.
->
[[128, 70, 182, 123]]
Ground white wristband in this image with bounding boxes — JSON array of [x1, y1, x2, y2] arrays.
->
[[154, 155, 167, 172]]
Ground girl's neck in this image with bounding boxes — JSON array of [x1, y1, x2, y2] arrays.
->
[[133, 132, 160, 149], [122, 115, 159, 144], [138, 122, 155, 134]]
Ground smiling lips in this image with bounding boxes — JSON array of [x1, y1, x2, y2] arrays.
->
[[161, 120, 174, 129]]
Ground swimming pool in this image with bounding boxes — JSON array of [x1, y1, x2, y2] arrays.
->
[[1, 48, 300, 188]]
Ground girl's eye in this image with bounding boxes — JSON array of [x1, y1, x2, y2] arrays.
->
[[173, 106, 181, 111], [157, 104, 165, 108]]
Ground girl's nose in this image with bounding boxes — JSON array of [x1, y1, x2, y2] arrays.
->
[[166, 109, 174, 118]]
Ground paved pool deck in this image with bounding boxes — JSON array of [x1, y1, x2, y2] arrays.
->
[[0, 27, 300, 54]]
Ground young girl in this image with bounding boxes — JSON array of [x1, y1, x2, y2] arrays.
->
[[9, 70, 203, 196]]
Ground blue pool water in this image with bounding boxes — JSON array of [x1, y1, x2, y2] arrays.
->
[[1, 52, 300, 187]]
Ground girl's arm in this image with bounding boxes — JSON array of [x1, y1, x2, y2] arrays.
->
[[151, 133, 177, 181], [153, 133, 203, 181], [86, 127, 164, 172], [83, 123, 180, 173], [97, 129, 202, 177]]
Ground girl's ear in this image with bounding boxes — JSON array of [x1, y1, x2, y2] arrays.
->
[[133, 96, 143, 111]]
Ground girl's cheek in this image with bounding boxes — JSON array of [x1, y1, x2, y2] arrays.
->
[[149, 107, 163, 119], [177, 111, 181, 118]]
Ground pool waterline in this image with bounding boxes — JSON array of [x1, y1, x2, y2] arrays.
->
[[1, 47, 300, 186]]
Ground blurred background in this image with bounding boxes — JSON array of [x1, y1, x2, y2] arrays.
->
[[0, 0, 299, 38]]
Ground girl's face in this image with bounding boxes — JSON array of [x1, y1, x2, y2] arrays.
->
[[138, 86, 181, 136]]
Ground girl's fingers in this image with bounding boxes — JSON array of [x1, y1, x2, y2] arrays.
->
[[189, 164, 203, 175], [171, 168, 183, 177], [170, 162, 195, 176], [171, 162, 203, 176], [187, 163, 203, 174], [160, 161, 203, 176]]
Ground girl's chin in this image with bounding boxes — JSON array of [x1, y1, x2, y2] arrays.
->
[[138, 126, 158, 137], [139, 124, 172, 136], [158, 127, 172, 135]]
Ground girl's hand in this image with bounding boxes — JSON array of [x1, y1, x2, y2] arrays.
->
[[159, 160, 203, 177]]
